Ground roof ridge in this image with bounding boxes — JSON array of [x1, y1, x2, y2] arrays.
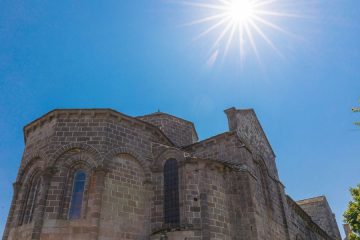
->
[[297, 195, 326, 204], [137, 111, 195, 125], [137, 111, 199, 140]]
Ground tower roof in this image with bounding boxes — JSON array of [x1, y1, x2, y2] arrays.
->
[[137, 111, 199, 146], [137, 111, 198, 139]]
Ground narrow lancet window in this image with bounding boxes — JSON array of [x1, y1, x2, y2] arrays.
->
[[163, 159, 180, 225], [69, 170, 86, 219], [21, 177, 41, 224]]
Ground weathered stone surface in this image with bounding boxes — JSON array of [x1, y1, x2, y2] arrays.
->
[[3, 108, 341, 240], [297, 196, 341, 240], [138, 112, 198, 147]]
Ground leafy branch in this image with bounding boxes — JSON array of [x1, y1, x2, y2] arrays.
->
[[353, 100, 360, 126], [344, 184, 360, 240]]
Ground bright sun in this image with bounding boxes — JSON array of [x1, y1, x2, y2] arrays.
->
[[183, 0, 293, 65], [227, 0, 255, 24]]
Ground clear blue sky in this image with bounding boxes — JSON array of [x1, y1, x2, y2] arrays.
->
[[0, 0, 359, 237]]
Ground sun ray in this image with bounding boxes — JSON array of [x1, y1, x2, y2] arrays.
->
[[179, 0, 298, 65], [194, 16, 232, 40], [239, 24, 245, 63], [184, 13, 229, 26], [179, 1, 228, 11], [252, 15, 289, 34], [216, 0, 233, 6], [252, 0, 278, 8], [224, 22, 237, 57], [254, 10, 303, 18], [244, 22, 260, 62], [248, 19, 283, 58], [210, 21, 234, 52]]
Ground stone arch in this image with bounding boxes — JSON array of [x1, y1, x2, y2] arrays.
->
[[253, 154, 275, 180], [22, 166, 42, 187], [57, 151, 98, 170], [47, 144, 101, 220], [18, 159, 44, 185], [103, 146, 151, 181], [153, 148, 186, 172], [150, 148, 187, 231], [49, 143, 102, 168], [15, 162, 46, 227], [17, 150, 49, 184], [52, 153, 95, 220], [5, 151, 47, 232]]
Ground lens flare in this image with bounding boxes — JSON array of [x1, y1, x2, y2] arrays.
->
[[182, 0, 297, 65], [227, 0, 255, 23]]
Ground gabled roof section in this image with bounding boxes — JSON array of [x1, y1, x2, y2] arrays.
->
[[286, 195, 333, 239], [23, 109, 174, 146], [296, 195, 341, 239], [137, 111, 193, 124], [297, 196, 327, 205], [137, 111, 199, 141], [136, 111, 198, 147], [224, 107, 276, 159], [182, 131, 236, 150]]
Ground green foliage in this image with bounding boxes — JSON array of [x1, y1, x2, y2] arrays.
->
[[344, 184, 360, 240], [353, 99, 360, 127], [349, 232, 360, 240]]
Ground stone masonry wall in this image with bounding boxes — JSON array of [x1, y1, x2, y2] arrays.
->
[[251, 160, 289, 240], [224, 108, 278, 178], [297, 197, 341, 240], [138, 112, 198, 147], [99, 154, 151, 239], [198, 164, 231, 240], [286, 196, 333, 240], [185, 107, 340, 240], [4, 109, 171, 240], [3, 108, 341, 240], [184, 131, 291, 240]]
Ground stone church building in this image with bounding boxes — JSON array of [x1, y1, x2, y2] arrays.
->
[[3, 107, 341, 240]]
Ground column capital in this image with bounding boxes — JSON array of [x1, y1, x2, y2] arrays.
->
[[93, 165, 108, 174], [41, 167, 57, 181]]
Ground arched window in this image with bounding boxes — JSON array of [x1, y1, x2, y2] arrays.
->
[[68, 170, 86, 219], [21, 177, 41, 224], [163, 159, 180, 225]]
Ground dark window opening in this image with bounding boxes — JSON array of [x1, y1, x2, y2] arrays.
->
[[163, 159, 180, 225], [69, 170, 86, 219], [21, 177, 41, 225]]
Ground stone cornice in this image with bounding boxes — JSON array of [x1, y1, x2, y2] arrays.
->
[[23, 108, 174, 146]]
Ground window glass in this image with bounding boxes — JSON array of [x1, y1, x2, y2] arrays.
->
[[69, 170, 86, 219], [164, 159, 180, 225]]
